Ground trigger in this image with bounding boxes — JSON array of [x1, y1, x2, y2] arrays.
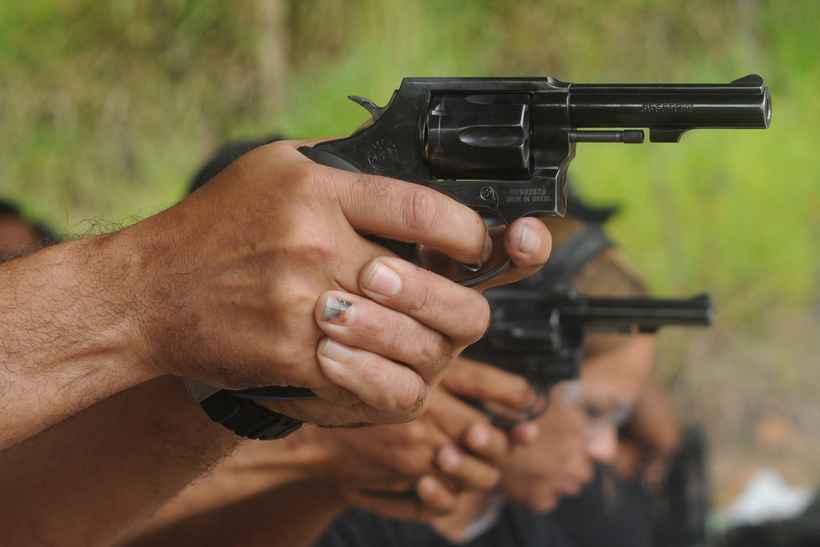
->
[[349, 95, 386, 124]]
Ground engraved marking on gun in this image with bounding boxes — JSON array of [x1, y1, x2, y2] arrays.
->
[[479, 185, 498, 204], [506, 188, 554, 204], [367, 139, 400, 169], [641, 103, 695, 113]]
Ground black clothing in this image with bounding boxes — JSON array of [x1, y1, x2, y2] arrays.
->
[[313, 503, 573, 547], [552, 465, 654, 547], [188, 134, 283, 193]]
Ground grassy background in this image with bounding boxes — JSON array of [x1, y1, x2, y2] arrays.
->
[[1, 0, 819, 505]]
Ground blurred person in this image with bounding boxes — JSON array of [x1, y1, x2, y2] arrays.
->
[[616, 381, 683, 485], [0, 141, 551, 546], [0, 199, 58, 258], [0, 138, 551, 451]]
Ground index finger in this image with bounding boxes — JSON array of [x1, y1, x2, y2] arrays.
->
[[327, 168, 490, 266], [443, 357, 536, 412], [474, 217, 552, 291]]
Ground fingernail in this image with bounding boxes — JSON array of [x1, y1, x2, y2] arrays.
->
[[518, 223, 538, 254], [437, 445, 463, 472], [363, 261, 402, 296], [481, 234, 492, 263], [318, 338, 354, 362], [322, 294, 353, 323], [467, 424, 490, 448]]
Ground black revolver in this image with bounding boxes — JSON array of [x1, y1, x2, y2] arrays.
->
[[221, 76, 764, 404], [464, 289, 714, 394], [301, 75, 771, 285]]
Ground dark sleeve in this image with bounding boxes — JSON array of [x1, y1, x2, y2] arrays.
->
[[550, 465, 654, 547], [188, 133, 284, 193], [311, 508, 439, 547], [313, 503, 574, 547], [493, 503, 576, 547]]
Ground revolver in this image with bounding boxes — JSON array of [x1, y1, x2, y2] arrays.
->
[[301, 74, 771, 285], [208, 75, 765, 407], [464, 289, 714, 394]]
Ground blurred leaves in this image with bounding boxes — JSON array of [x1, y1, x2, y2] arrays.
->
[[0, 0, 818, 318]]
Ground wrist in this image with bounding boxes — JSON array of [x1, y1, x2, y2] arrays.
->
[[108, 205, 202, 379], [75, 230, 163, 383], [0, 234, 163, 447]]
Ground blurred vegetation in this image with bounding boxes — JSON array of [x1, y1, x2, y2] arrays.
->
[[1, 0, 817, 317]]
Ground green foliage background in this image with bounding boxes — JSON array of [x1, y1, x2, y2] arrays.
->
[[1, 0, 818, 321]]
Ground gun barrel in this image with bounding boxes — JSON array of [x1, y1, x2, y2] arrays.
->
[[562, 293, 713, 328], [567, 74, 771, 142]]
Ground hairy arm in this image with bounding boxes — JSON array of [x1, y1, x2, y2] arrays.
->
[[0, 376, 240, 547], [123, 479, 347, 547], [0, 233, 159, 449], [120, 426, 349, 547]]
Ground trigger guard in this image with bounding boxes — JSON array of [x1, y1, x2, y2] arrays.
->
[[460, 258, 511, 287]]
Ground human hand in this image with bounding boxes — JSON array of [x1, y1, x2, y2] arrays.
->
[[123, 141, 550, 427], [290, 358, 539, 519], [500, 383, 594, 512]]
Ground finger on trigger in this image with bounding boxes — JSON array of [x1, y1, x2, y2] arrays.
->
[[475, 217, 552, 291], [443, 357, 536, 412], [505, 216, 551, 267]]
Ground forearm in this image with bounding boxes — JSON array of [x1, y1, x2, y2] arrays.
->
[[0, 233, 158, 448], [123, 480, 348, 547], [0, 376, 240, 547], [143, 426, 331, 531]]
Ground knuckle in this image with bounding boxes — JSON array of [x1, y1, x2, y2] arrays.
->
[[392, 375, 428, 418], [269, 278, 316, 314], [286, 159, 319, 189], [378, 317, 406, 358], [291, 233, 336, 265], [406, 275, 433, 315], [360, 359, 426, 418], [417, 335, 454, 375], [461, 296, 491, 345], [353, 173, 390, 201], [403, 188, 440, 234]]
